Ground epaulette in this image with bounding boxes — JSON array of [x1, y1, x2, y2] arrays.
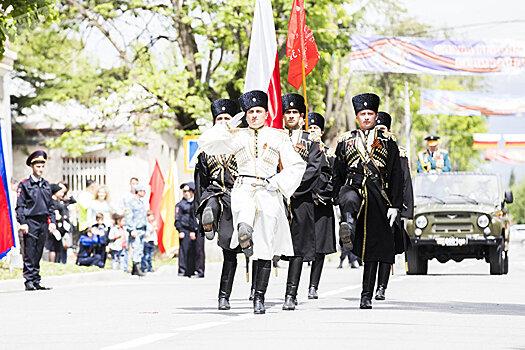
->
[[382, 130, 396, 141], [439, 149, 449, 155], [20, 178, 29, 183], [308, 132, 321, 143], [336, 131, 354, 143], [398, 145, 408, 158], [228, 128, 242, 134]]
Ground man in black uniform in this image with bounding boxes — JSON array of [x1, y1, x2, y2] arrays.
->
[[195, 98, 241, 310], [175, 182, 204, 278], [281, 93, 323, 310], [374, 111, 413, 300], [16, 150, 57, 291], [305, 112, 337, 299], [333, 93, 403, 309]]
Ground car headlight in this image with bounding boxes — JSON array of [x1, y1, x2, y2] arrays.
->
[[477, 215, 490, 228], [415, 215, 428, 229]]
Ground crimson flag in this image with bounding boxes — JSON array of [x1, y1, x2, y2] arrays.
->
[[286, 0, 320, 90], [149, 159, 165, 253]]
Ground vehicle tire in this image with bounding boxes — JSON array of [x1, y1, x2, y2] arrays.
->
[[503, 251, 509, 275], [489, 243, 504, 275], [406, 246, 428, 275]]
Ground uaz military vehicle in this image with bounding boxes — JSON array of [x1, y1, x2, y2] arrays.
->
[[406, 172, 513, 275]]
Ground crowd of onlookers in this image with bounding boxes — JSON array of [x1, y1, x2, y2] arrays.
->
[[11, 177, 158, 274]]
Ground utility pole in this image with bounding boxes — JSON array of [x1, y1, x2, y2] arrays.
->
[[404, 80, 412, 162]]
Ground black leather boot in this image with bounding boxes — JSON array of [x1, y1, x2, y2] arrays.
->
[[202, 206, 215, 240], [132, 263, 145, 276], [308, 254, 325, 299], [360, 261, 378, 309], [339, 213, 356, 250], [282, 256, 303, 310], [254, 260, 271, 315], [238, 222, 254, 257], [375, 262, 390, 301], [249, 260, 259, 301], [218, 251, 238, 310]]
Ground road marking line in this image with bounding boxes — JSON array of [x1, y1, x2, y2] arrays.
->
[[101, 333, 177, 350], [323, 285, 360, 297]]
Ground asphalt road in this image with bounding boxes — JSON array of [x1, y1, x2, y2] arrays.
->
[[2, 243, 525, 350]]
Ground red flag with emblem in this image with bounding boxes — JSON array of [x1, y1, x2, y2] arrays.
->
[[286, 0, 320, 90], [149, 159, 165, 253]]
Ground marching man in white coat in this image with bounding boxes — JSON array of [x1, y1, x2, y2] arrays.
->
[[198, 90, 306, 314]]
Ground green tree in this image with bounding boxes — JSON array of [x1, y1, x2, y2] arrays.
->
[[0, 0, 56, 59], [508, 178, 525, 224]]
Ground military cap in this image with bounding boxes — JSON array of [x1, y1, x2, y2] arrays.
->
[[26, 150, 47, 166], [135, 184, 148, 193], [282, 93, 306, 115], [352, 93, 380, 115], [180, 182, 195, 191], [308, 112, 325, 131], [425, 135, 440, 141], [211, 99, 239, 123], [238, 90, 268, 112], [376, 111, 392, 130], [50, 184, 62, 195]]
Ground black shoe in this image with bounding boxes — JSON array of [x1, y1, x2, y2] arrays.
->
[[339, 223, 353, 250], [254, 296, 265, 314], [34, 283, 52, 290], [249, 288, 255, 301], [308, 286, 318, 299], [202, 207, 215, 240], [132, 263, 146, 276], [218, 297, 231, 310], [25, 281, 36, 291], [282, 295, 296, 310], [375, 285, 386, 300], [360, 296, 372, 309], [337, 262, 343, 269]]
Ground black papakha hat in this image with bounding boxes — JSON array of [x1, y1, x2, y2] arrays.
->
[[211, 99, 239, 123], [376, 111, 392, 130], [352, 93, 380, 115], [238, 90, 268, 112], [424, 135, 440, 141], [282, 93, 306, 115], [308, 112, 325, 131], [26, 150, 47, 166]]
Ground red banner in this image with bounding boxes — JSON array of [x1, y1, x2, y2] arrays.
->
[[484, 148, 525, 164], [286, 0, 320, 90]]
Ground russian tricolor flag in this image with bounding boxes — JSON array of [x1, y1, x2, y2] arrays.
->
[[0, 127, 15, 259]]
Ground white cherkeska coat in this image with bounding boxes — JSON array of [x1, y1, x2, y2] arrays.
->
[[198, 124, 306, 260]]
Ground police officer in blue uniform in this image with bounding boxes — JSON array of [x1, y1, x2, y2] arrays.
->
[[417, 136, 451, 173], [16, 150, 57, 291], [175, 182, 205, 277]]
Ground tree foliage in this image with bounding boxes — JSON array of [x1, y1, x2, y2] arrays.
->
[[0, 0, 56, 59]]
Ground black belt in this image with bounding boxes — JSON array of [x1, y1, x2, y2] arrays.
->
[[238, 174, 269, 181], [135, 226, 147, 231]]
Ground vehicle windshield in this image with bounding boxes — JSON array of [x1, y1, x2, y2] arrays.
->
[[413, 173, 501, 206]]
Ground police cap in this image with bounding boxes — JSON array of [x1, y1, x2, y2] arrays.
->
[[26, 150, 47, 166]]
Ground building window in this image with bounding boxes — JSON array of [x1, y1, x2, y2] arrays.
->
[[62, 157, 106, 194]]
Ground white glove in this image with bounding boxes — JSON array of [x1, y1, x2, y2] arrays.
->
[[387, 208, 398, 227], [401, 218, 408, 230], [266, 178, 279, 192]]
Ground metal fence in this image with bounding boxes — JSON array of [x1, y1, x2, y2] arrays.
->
[[62, 157, 106, 195]]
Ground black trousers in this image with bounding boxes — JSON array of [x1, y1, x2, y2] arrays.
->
[[179, 231, 205, 277], [23, 216, 49, 283]]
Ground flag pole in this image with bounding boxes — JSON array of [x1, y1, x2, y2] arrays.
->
[[302, 60, 308, 131]]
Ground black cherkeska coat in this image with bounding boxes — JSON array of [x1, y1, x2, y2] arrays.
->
[[312, 146, 336, 255], [333, 128, 403, 264], [393, 148, 414, 254], [194, 152, 240, 253], [284, 130, 323, 262]]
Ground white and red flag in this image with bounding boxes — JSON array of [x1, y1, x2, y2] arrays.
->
[[286, 0, 320, 90], [244, 0, 283, 129]]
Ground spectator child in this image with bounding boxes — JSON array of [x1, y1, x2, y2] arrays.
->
[[141, 211, 158, 273], [76, 227, 105, 268], [91, 213, 109, 267], [108, 214, 128, 271]]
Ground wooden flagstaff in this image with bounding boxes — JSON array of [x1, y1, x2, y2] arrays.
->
[[302, 59, 308, 131]]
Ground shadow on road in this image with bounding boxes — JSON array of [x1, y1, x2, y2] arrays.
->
[[328, 298, 525, 317]]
